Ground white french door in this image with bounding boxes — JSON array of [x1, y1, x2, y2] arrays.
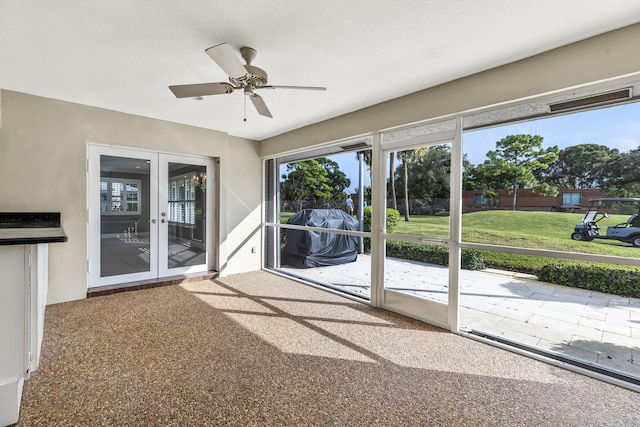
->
[[88, 145, 214, 288], [158, 153, 213, 277]]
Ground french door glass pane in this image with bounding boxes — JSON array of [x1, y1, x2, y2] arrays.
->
[[165, 163, 207, 269], [100, 155, 151, 277]]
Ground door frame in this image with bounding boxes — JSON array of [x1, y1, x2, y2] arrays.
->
[[158, 152, 215, 278], [377, 120, 462, 330], [87, 144, 217, 288]]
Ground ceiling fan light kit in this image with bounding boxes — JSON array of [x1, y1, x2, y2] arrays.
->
[[169, 42, 326, 119]]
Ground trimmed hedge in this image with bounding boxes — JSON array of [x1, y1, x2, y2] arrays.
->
[[386, 241, 485, 271], [538, 263, 640, 298], [363, 206, 400, 251], [361, 208, 485, 270], [362, 206, 400, 234]]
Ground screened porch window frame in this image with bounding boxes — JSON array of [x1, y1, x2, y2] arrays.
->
[[262, 76, 640, 311]]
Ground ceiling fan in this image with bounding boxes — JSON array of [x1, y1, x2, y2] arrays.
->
[[169, 43, 326, 119]]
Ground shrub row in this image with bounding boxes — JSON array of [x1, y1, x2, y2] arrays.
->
[[538, 263, 640, 298], [362, 207, 400, 251], [386, 245, 639, 297], [386, 241, 485, 271], [362, 207, 485, 271], [362, 206, 400, 234]]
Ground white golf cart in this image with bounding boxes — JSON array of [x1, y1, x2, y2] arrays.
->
[[571, 197, 640, 247]]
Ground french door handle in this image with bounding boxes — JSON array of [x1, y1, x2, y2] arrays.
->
[[148, 219, 156, 224]]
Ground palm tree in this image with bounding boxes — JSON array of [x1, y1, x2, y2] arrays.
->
[[398, 147, 428, 221], [399, 151, 411, 221], [389, 153, 397, 210], [356, 150, 373, 173], [357, 150, 398, 211]]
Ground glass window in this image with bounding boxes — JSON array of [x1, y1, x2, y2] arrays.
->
[[562, 192, 581, 206], [168, 175, 194, 225], [100, 178, 142, 215], [473, 194, 487, 205]]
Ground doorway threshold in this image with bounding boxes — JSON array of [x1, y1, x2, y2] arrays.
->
[[87, 271, 218, 298]]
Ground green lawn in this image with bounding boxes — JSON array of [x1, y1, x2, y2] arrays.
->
[[280, 209, 639, 272], [394, 210, 639, 271], [393, 210, 636, 253], [280, 211, 296, 223]]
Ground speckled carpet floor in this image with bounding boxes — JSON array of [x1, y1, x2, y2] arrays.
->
[[17, 271, 640, 426]]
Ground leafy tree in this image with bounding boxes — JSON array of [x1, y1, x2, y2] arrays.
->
[[535, 144, 617, 189], [280, 158, 350, 211], [602, 147, 640, 196], [396, 148, 428, 221], [317, 158, 351, 204], [475, 134, 559, 210], [462, 155, 482, 191], [484, 190, 500, 207], [395, 145, 452, 215]]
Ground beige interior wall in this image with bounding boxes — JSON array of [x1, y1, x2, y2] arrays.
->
[[221, 134, 264, 276], [0, 91, 261, 304], [260, 23, 640, 157]]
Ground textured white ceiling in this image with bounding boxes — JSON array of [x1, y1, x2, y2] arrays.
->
[[1, 1, 639, 141]]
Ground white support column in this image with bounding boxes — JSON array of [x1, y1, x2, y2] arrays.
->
[[448, 117, 463, 332], [216, 152, 228, 276], [262, 158, 280, 269], [370, 132, 385, 308], [357, 153, 365, 253]]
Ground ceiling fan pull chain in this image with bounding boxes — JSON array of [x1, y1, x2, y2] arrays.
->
[[243, 94, 247, 122]]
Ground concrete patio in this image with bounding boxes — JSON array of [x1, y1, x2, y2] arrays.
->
[[278, 254, 640, 380]]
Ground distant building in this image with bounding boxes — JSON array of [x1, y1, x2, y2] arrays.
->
[[462, 188, 607, 214]]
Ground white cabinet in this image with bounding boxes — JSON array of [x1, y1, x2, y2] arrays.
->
[[0, 244, 48, 427]]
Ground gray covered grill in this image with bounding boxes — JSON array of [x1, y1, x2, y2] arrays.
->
[[284, 209, 359, 268]]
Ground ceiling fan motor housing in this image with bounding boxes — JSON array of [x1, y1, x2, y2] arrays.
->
[[228, 46, 268, 88], [231, 64, 268, 88]]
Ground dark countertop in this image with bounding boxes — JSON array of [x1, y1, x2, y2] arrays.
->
[[0, 227, 68, 245], [0, 212, 68, 245]]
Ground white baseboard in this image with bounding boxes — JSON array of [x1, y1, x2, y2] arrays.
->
[[0, 377, 24, 426]]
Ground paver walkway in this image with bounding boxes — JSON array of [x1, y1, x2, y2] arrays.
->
[[279, 254, 640, 379]]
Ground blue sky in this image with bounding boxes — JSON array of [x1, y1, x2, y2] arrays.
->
[[463, 102, 640, 166], [282, 101, 640, 193], [330, 152, 371, 192]]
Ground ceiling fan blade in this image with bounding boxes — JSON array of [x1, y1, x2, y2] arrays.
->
[[205, 43, 248, 79], [262, 85, 326, 91], [249, 93, 273, 118], [169, 82, 234, 98]]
